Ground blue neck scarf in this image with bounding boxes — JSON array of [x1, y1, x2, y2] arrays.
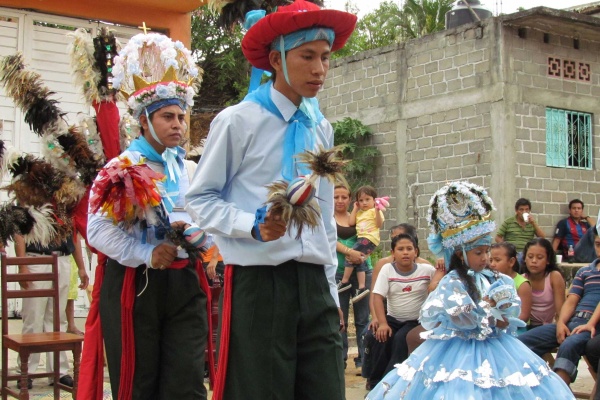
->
[[127, 136, 183, 212], [243, 81, 323, 181]]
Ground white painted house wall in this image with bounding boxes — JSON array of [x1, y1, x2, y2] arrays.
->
[[0, 7, 139, 316]]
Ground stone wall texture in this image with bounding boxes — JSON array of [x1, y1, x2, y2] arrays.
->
[[319, 16, 600, 256]]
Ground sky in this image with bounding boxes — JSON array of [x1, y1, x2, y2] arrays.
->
[[326, 0, 593, 17]]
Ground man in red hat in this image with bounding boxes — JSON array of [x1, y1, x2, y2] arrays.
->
[[186, 1, 357, 398]]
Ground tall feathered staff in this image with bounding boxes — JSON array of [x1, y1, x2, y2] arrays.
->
[[68, 27, 123, 159], [0, 149, 84, 245], [0, 53, 104, 184], [0, 142, 69, 246]]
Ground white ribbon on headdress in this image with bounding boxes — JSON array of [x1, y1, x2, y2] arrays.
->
[[162, 147, 180, 183]]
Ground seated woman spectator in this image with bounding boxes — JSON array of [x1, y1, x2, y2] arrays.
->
[[334, 182, 372, 369], [490, 242, 532, 332], [365, 233, 436, 389], [520, 238, 565, 329]]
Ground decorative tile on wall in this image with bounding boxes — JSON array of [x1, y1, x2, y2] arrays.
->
[[547, 57, 592, 82], [548, 57, 561, 77]]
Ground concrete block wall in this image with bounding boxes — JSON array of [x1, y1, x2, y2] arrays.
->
[[500, 25, 600, 236], [402, 23, 497, 244], [320, 45, 402, 238], [320, 15, 600, 256]]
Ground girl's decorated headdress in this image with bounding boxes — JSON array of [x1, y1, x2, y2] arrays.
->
[[427, 181, 496, 265], [112, 33, 202, 119]]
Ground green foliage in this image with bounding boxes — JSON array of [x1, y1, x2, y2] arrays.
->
[[334, 1, 405, 58], [332, 117, 380, 190], [333, 0, 454, 58], [369, 246, 384, 266], [399, 0, 454, 39], [190, 7, 250, 108]]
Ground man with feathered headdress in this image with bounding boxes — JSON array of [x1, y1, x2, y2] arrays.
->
[[82, 33, 213, 400], [185, 1, 357, 398]]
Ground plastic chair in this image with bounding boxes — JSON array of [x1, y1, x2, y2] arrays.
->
[[1, 253, 84, 399]]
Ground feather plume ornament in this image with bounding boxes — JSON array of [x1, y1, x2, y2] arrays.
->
[[89, 156, 165, 228], [208, 0, 327, 30], [5, 155, 64, 202], [0, 53, 65, 136], [61, 125, 103, 185], [209, 0, 263, 29], [0, 204, 29, 245], [68, 28, 102, 105], [22, 204, 58, 247], [78, 116, 106, 163], [93, 27, 119, 100], [165, 226, 206, 266], [0, 140, 22, 178], [295, 144, 348, 185], [265, 145, 347, 238], [0, 204, 57, 247], [38, 112, 103, 185], [119, 114, 140, 151], [3, 153, 85, 214], [0, 54, 103, 184]]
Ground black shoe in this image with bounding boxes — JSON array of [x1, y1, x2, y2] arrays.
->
[[352, 288, 370, 303], [16, 378, 32, 390], [337, 281, 352, 293], [55, 375, 73, 388]]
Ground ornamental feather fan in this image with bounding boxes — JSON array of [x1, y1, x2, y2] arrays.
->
[[89, 156, 164, 227]]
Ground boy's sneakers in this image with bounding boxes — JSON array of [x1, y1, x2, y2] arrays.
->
[[352, 288, 370, 303], [337, 281, 352, 293]]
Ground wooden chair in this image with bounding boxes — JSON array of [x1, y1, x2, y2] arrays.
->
[[1, 253, 84, 399]]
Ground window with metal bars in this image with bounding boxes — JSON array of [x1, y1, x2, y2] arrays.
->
[[545, 108, 593, 169]]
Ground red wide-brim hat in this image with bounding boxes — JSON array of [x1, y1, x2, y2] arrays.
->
[[242, 0, 357, 71]]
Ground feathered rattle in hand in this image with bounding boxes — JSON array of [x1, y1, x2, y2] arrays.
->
[[265, 145, 348, 238], [89, 156, 207, 261]]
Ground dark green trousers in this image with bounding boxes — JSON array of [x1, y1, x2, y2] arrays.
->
[[100, 259, 208, 400], [223, 261, 345, 400]]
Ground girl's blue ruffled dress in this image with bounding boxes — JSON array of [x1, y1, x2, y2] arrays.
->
[[366, 270, 575, 399]]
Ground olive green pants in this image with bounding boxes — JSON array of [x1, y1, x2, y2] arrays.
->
[[100, 259, 208, 400], [223, 261, 345, 400]]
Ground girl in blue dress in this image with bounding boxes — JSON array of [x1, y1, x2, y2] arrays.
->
[[366, 181, 575, 399]]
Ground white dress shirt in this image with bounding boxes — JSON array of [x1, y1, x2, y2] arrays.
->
[[185, 85, 339, 306], [88, 149, 203, 268]]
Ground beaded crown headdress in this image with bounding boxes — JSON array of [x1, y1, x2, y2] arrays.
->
[[112, 33, 202, 119], [427, 181, 496, 255]]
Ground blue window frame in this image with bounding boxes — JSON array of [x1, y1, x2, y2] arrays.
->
[[546, 108, 593, 169]]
